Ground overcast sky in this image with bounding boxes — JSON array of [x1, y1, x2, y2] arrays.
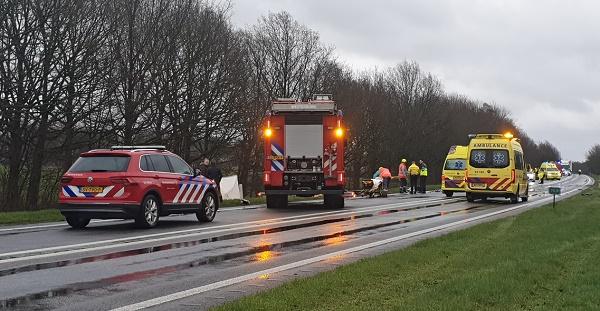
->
[[230, 0, 600, 161]]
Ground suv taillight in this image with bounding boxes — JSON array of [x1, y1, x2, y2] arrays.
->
[[60, 176, 73, 184]]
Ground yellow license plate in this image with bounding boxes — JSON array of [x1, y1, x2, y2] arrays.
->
[[81, 186, 103, 193], [470, 183, 487, 189]]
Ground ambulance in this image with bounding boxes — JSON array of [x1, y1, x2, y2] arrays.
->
[[465, 133, 529, 203], [539, 162, 561, 180], [441, 145, 468, 197]]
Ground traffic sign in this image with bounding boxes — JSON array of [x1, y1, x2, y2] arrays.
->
[[549, 187, 561, 195]]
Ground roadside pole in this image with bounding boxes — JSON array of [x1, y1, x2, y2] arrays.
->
[[549, 187, 561, 208]]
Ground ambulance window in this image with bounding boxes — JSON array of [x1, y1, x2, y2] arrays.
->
[[444, 159, 466, 170], [470, 149, 509, 168], [514, 151, 524, 170]]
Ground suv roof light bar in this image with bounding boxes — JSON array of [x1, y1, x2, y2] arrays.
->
[[110, 145, 166, 150]]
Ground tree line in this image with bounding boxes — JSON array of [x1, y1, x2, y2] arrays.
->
[[0, 0, 561, 211], [576, 145, 600, 175]]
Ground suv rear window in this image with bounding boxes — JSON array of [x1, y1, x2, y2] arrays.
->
[[69, 156, 130, 172], [146, 155, 171, 173], [469, 149, 509, 168], [444, 159, 466, 170]]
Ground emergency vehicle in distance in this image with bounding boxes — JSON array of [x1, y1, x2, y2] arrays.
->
[[539, 162, 562, 180], [441, 145, 468, 197], [262, 94, 345, 209], [58, 146, 219, 229], [465, 133, 529, 203]]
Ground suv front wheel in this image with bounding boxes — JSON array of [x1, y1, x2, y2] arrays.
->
[[197, 191, 217, 222], [136, 194, 160, 228]]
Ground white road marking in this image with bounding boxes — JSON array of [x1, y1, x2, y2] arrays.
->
[[0, 220, 120, 233], [0, 197, 456, 262], [110, 176, 592, 311]]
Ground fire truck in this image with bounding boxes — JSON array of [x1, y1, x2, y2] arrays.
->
[[262, 94, 346, 209]]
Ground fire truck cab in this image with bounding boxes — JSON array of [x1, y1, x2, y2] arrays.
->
[[262, 94, 345, 209]]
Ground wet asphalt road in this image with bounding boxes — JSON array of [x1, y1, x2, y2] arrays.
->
[[0, 175, 592, 310]]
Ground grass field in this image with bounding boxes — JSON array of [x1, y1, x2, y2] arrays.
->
[[215, 182, 600, 310]]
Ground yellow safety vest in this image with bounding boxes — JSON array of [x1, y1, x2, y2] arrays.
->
[[408, 164, 420, 176]]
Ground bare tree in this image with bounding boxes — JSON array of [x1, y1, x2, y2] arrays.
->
[[585, 145, 600, 174], [1, 0, 41, 210]]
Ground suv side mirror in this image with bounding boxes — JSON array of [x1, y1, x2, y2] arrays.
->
[[193, 168, 202, 177]]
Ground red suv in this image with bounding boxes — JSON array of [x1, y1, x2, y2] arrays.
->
[[59, 146, 219, 229]]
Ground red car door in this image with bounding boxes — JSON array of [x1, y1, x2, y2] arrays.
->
[[166, 155, 206, 207], [145, 154, 180, 204]]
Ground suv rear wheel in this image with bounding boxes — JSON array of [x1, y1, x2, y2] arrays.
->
[[66, 216, 90, 229], [197, 191, 218, 222], [136, 194, 160, 228]]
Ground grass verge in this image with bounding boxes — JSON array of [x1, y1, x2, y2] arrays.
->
[[0, 209, 64, 226], [215, 182, 600, 311]]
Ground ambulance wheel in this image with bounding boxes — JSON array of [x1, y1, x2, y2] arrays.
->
[[324, 194, 344, 209], [443, 191, 454, 198], [266, 195, 288, 209], [510, 187, 519, 204], [521, 186, 529, 202], [197, 191, 218, 222], [66, 216, 90, 229], [466, 193, 475, 202], [135, 194, 160, 228]]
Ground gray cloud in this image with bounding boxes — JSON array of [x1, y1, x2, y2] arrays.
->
[[230, 0, 600, 161]]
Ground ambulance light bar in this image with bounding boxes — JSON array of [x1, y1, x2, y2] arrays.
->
[[468, 133, 519, 141]]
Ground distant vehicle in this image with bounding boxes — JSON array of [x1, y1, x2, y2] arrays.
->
[[441, 145, 468, 197], [557, 160, 572, 173], [262, 95, 346, 209], [59, 146, 219, 229], [527, 171, 536, 182], [539, 162, 561, 180], [562, 169, 572, 176], [465, 133, 529, 204]]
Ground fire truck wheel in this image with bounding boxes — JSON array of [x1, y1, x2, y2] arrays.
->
[[266, 195, 288, 209], [443, 191, 454, 198], [324, 194, 344, 209]]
